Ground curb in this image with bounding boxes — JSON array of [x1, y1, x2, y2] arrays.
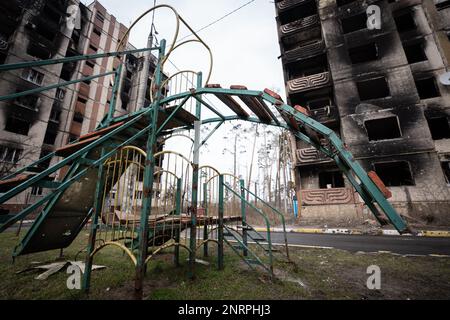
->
[[252, 227, 450, 238]]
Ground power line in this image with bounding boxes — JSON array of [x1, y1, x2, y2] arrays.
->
[[176, 0, 257, 43]]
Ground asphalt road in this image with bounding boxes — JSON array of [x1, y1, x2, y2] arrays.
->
[[265, 232, 450, 256], [7, 223, 450, 256]]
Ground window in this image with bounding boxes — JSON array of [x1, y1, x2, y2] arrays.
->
[[348, 42, 379, 64], [27, 42, 51, 60], [89, 44, 98, 52], [31, 186, 43, 196], [357, 77, 390, 100], [441, 161, 450, 185], [14, 94, 39, 111], [415, 77, 440, 99], [56, 88, 65, 100], [319, 171, 345, 189], [341, 13, 367, 34], [426, 116, 450, 140], [373, 161, 414, 186], [43, 130, 57, 145], [403, 42, 427, 64], [308, 97, 332, 110], [435, 0, 450, 10], [5, 116, 30, 135], [86, 60, 95, 69], [93, 27, 102, 37], [21, 69, 44, 85], [95, 12, 105, 23], [77, 96, 87, 104], [37, 150, 51, 170], [0, 146, 22, 163], [365, 117, 402, 141], [82, 79, 91, 85], [337, 0, 355, 6], [49, 107, 61, 123], [394, 11, 416, 33], [278, 1, 318, 25], [73, 112, 84, 123]]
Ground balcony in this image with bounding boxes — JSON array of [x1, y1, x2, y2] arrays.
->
[[296, 147, 333, 165], [301, 187, 357, 205], [309, 105, 340, 125], [284, 39, 325, 63], [277, 0, 313, 12], [287, 71, 331, 94], [79, 82, 90, 97], [279, 14, 320, 38]]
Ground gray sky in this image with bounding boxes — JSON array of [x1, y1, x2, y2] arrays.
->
[[85, 0, 286, 180]]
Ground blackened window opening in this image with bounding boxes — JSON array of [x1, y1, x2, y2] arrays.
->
[[286, 54, 328, 80], [319, 171, 345, 189], [341, 13, 367, 34], [357, 77, 390, 100], [278, 1, 318, 25], [337, 0, 356, 6], [373, 161, 414, 186], [441, 161, 450, 185], [427, 116, 450, 140], [365, 117, 401, 141], [5, 116, 31, 135], [348, 42, 379, 64], [403, 42, 427, 64], [394, 11, 416, 33], [415, 77, 440, 99]]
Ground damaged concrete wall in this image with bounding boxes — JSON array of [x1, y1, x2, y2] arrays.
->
[[275, 0, 450, 227]]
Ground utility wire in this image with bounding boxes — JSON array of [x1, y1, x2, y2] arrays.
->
[[176, 0, 257, 43]]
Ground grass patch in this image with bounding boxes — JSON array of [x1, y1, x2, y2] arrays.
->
[[0, 231, 449, 299]]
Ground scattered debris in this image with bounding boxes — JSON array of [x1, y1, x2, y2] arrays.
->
[[185, 258, 210, 266]]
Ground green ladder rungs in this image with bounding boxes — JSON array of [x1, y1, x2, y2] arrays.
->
[[223, 225, 272, 276]]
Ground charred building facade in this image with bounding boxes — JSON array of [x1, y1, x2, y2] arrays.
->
[[275, 0, 450, 226], [0, 0, 160, 215]]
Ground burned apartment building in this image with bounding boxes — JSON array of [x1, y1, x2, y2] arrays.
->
[[275, 0, 450, 226], [0, 0, 161, 214]]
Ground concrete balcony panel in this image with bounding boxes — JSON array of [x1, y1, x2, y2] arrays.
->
[[287, 71, 331, 94], [296, 147, 333, 165], [277, 0, 311, 12], [284, 39, 325, 63], [279, 14, 320, 38], [301, 187, 357, 205]]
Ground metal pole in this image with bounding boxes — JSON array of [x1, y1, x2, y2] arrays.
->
[[240, 179, 248, 257], [203, 182, 208, 257], [83, 149, 107, 293], [106, 63, 123, 125], [189, 120, 201, 279], [174, 177, 182, 267], [218, 174, 224, 270], [134, 39, 166, 299]]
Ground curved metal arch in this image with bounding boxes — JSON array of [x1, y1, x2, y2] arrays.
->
[[152, 39, 212, 93], [160, 133, 194, 144], [90, 241, 137, 266], [198, 165, 220, 176], [103, 146, 147, 166], [205, 173, 241, 186], [195, 238, 219, 251], [154, 150, 193, 166], [160, 70, 198, 95], [144, 242, 191, 264], [154, 169, 180, 180]]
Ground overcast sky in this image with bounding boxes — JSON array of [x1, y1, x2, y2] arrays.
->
[[83, 0, 286, 180]]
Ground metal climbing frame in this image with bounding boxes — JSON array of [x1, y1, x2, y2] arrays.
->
[[0, 4, 411, 298]]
